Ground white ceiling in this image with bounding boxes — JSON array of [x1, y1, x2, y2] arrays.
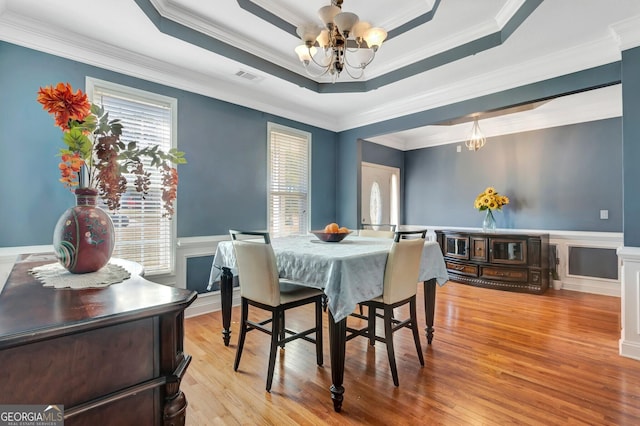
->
[[1, 0, 639, 149]]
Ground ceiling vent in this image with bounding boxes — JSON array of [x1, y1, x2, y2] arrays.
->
[[235, 70, 263, 82]]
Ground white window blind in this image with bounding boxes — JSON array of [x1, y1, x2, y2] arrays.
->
[[87, 78, 177, 275], [268, 123, 310, 238]]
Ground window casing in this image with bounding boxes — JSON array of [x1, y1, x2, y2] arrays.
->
[[267, 123, 311, 238], [86, 77, 178, 275]]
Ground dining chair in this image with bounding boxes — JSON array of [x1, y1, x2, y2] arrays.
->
[[359, 223, 397, 238], [229, 229, 324, 392], [346, 230, 426, 386]]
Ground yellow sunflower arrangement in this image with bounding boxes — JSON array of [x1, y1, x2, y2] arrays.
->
[[474, 186, 509, 211]]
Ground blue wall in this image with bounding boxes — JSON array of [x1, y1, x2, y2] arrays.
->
[[0, 41, 337, 246], [622, 46, 640, 246], [404, 119, 622, 231], [336, 63, 622, 229], [1, 39, 634, 249]]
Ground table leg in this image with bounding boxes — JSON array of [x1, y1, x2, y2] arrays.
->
[[423, 278, 437, 344], [328, 310, 346, 412], [220, 267, 233, 346]]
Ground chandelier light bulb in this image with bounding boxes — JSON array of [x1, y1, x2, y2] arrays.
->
[[352, 21, 371, 43], [334, 12, 359, 37], [318, 5, 341, 27], [316, 29, 330, 49], [363, 27, 387, 51], [296, 25, 321, 47], [295, 45, 317, 63]]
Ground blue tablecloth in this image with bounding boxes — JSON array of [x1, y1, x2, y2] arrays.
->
[[209, 235, 449, 322]]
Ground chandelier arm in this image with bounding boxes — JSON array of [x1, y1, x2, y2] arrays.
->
[[343, 65, 365, 79], [307, 46, 333, 69], [343, 48, 375, 70], [302, 62, 332, 78]]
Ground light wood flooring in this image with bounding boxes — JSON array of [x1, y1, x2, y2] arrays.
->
[[182, 282, 640, 425]]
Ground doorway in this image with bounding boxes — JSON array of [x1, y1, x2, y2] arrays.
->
[[361, 162, 400, 227]]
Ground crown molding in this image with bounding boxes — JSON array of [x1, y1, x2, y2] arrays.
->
[[368, 19, 500, 79], [0, 11, 323, 130], [151, 0, 304, 75], [495, 0, 526, 28], [610, 14, 640, 51], [336, 35, 622, 131]]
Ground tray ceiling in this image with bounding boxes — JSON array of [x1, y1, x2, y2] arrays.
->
[[1, 0, 639, 148]]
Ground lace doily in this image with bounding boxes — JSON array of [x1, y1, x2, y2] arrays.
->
[[31, 262, 131, 289]]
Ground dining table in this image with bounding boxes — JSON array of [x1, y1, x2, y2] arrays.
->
[[208, 234, 449, 412]]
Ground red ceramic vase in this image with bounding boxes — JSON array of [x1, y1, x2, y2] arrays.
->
[[53, 187, 115, 273]]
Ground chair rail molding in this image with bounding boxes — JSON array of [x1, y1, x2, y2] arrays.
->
[[616, 246, 640, 361]]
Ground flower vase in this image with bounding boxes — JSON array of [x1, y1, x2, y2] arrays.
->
[[53, 187, 115, 273], [482, 209, 497, 233]]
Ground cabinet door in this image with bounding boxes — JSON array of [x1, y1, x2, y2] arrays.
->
[[470, 237, 487, 261], [444, 235, 469, 260], [489, 238, 527, 265]]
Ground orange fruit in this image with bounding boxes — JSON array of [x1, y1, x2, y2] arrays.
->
[[324, 223, 339, 233], [338, 227, 349, 234]]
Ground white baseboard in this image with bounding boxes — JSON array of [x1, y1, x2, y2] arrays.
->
[[184, 288, 241, 318], [620, 339, 640, 361]]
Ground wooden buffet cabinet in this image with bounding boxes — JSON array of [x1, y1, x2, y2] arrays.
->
[[0, 254, 197, 425], [435, 230, 550, 294]]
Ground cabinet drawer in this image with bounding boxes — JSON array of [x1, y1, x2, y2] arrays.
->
[[471, 237, 487, 261], [446, 261, 478, 277], [481, 266, 528, 281]]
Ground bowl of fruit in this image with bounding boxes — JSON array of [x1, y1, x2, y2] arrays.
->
[[312, 223, 351, 242]]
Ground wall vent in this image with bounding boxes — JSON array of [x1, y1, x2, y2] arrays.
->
[[235, 70, 263, 82]]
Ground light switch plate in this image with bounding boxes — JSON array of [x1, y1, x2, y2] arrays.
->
[[457, 145, 462, 153], [600, 210, 609, 219]]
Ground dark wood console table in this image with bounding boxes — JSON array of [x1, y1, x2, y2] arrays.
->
[[435, 230, 549, 294], [0, 254, 197, 425]]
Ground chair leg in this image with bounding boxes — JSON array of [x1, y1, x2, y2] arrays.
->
[[410, 297, 425, 366], [266, 308, 281, 392], [234, 298, 249, 372], [384, 305, 399, 387], [315, 298, 323, 366], [367, 304, 376, 346], [279, 310, 286, 348]]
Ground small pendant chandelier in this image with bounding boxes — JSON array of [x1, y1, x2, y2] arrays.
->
[[294, 0, 387, 81], [466, 117, 487, 151]]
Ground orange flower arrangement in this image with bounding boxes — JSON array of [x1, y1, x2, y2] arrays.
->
[[37, 82, 186, 217]]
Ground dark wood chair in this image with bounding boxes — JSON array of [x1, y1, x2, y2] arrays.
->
[[230, 230, 324, 392], [347, 230, 426, 386]]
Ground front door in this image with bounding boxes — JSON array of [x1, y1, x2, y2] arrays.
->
[[361, 162, 400, 227]]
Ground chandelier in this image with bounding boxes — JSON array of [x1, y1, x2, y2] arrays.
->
[[466, 117, 487, 151], [294, 0, 387, 80]]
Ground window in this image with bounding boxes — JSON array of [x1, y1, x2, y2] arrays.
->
[[86, 77, 178, 275], [267, 123, 311, 238]]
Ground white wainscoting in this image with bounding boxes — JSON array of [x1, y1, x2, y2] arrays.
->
[[174, 235, 240, 318], [1, 230, 624, 320], [617, 246, 640, 361], [550, 231, 622, 296]]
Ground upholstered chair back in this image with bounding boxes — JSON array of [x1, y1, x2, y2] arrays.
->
[[381, 237, 424, 304]]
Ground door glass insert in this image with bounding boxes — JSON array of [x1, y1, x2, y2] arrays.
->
[[370, 181, 382, 225]]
